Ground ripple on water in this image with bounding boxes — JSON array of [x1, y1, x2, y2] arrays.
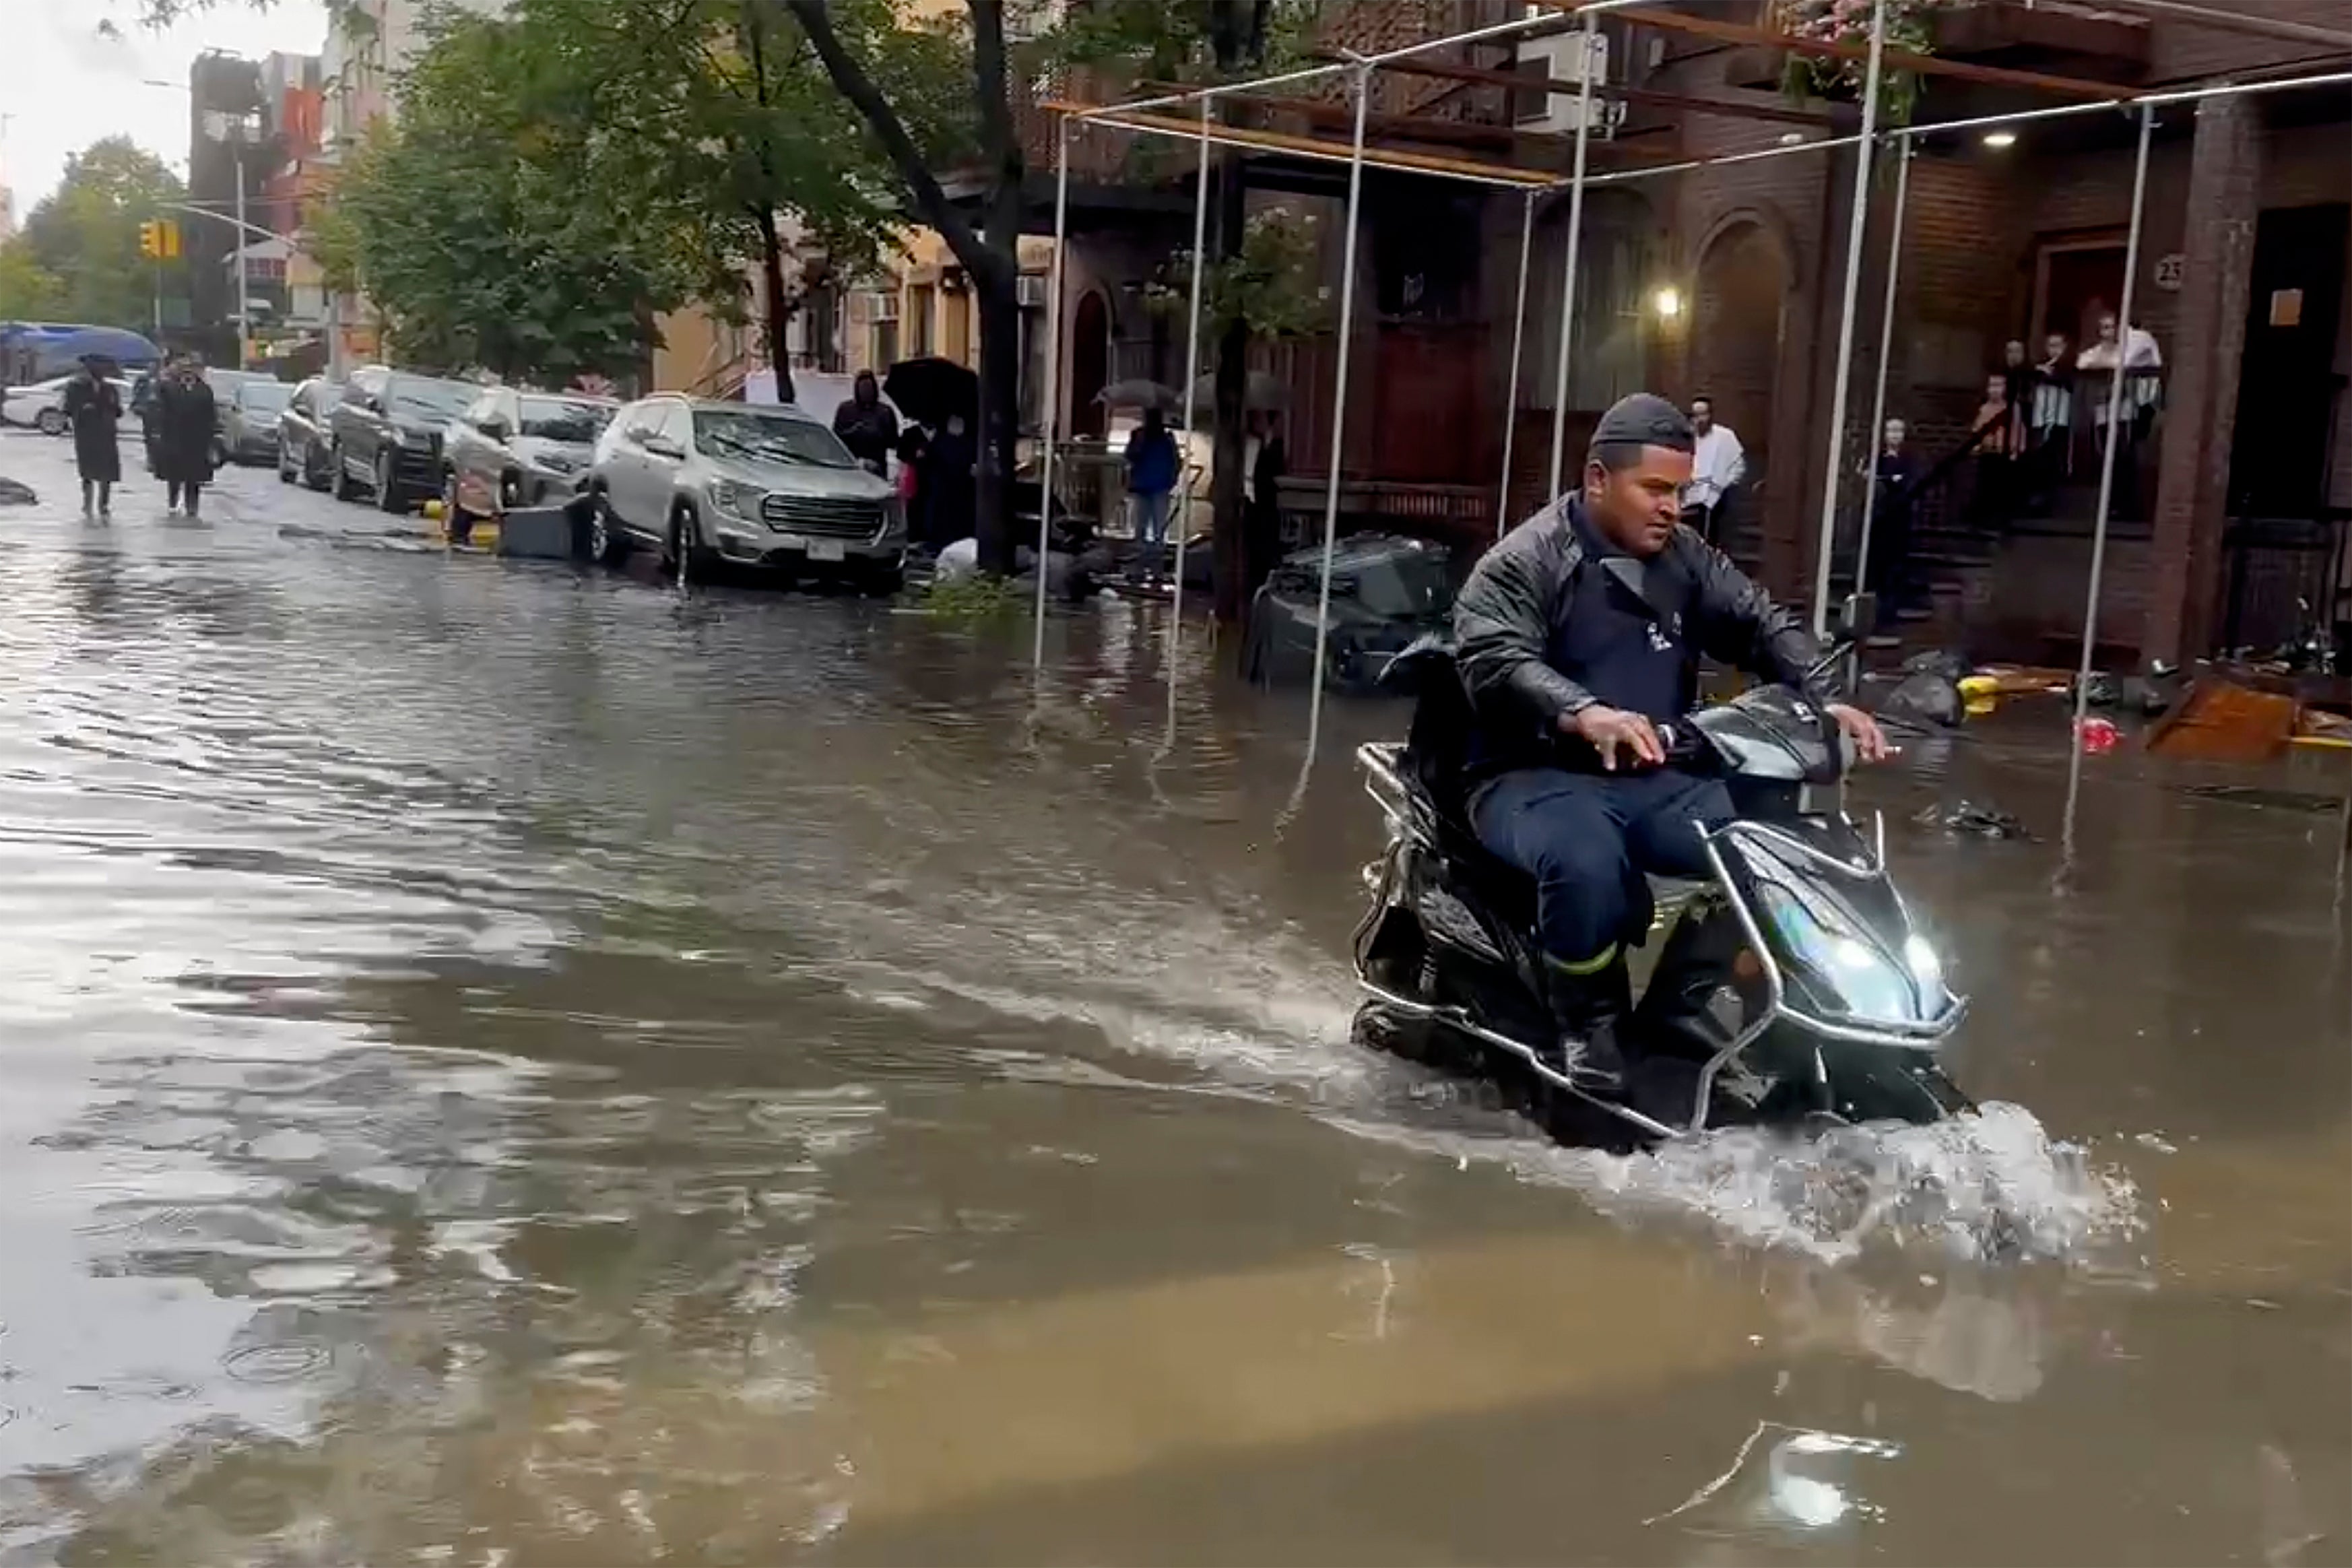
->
[[220, 1342, 331, 1385]]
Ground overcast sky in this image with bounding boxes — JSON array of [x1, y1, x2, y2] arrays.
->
[[1, 0, 329, 220]]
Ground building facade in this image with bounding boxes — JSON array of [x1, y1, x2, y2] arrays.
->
[[1036, 0, 2351, 663]]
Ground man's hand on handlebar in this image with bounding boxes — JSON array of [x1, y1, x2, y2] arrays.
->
[[1827, 702, 1893, 764], [1561, 703, 1665, 772]]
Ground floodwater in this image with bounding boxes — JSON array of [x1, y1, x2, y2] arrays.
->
[[0, 431, 2344, 1565]]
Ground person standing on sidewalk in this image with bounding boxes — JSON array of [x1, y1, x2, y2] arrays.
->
[[154, 356, 219, 519], [1681, 396, 1745, 546], [1123, 407, 1179, 587], [63, 356, 123, 519]]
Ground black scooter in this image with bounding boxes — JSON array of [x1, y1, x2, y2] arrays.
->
[[1353, 631, 1971, 1144]]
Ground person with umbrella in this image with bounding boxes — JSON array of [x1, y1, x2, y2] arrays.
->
[[63, 354, 123, 519], [832, 370, 899, 477], [154, 354, 220, 518], [1123, 406, 1180, 587]]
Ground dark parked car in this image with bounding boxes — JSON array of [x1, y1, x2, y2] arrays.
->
[[327, 366, 476, 513], [443, 387, 615, 532], [214, 377, 290, 467], [276, 376, 339, 488], [1242, 535, 1456, 690]]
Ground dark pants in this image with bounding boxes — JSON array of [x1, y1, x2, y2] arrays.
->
[[1472, 766, 1734, 967], [168, 480, 203, 516]]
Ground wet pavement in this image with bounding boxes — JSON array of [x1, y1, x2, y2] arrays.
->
[[0, 428, 2345, 1565]]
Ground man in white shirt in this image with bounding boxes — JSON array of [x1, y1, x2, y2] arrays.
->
[[1681, 396, 1746, 544]]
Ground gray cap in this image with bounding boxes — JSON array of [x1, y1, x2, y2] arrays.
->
[[1590, 392, 1695, 453]]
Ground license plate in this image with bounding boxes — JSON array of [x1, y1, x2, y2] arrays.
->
[[806, 538, 845, 563]]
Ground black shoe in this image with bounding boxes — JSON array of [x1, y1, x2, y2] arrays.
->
[[1544, 956, 1631, 1092]]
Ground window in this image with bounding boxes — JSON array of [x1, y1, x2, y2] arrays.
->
[[872, 319, 899, 372], [519, 397, 611, 443], [691, 407, 857, 469], [909, 284, 936, 356], [389, 379, 474, 420], [240, 381, 290, 414]]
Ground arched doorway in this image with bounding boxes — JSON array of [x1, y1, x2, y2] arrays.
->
[[1070, 290, 1110, 438], [1691, 216, 1793, 559]]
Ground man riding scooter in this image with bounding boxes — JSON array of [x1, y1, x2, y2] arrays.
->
[[1455, 393, 1891, 1090]]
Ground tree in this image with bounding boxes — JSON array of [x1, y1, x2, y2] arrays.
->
[[324, 0, 912, 390], [0, 244, 68, 320], [15, 138, 189, 333], [779, 0, 1307, 581], [781, 0, 1025, 570]]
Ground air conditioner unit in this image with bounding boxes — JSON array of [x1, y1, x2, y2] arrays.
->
[[1515, 27, 1620, 138], [1016, 274, 1050, 309]]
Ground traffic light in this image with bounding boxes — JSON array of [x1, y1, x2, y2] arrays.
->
[[160, 220, 181, 259], [139, 220, 162, 259]]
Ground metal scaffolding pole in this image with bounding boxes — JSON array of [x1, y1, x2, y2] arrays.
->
[[1497, 189, 1536, 538], [1854, 138, 1912, 595], [1031, 121, 1072, 669], [1806, 0, 1891, 639], [1544, 9, 1600, 502], [1303, 64, 1374, 771], [2062, 102, 2157, 858], [1169, 94, 1214, 644]]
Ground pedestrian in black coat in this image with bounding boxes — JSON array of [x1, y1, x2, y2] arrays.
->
[[153, 358, 219, 517], [63, 356, 123, 518]]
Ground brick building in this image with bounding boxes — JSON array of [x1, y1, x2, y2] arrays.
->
[[1044, 0, 2351, 663]]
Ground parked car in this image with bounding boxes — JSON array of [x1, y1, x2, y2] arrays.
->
[[276, 376, 339, 488], [213, 377, 291, 466], [1242, 534, 1455, 691], [4, 376, 75, 434], [587, 395, 905, 591], [1, 374, 135, 436], [443, 387, 616, 529], [327, 366, 478, 513]]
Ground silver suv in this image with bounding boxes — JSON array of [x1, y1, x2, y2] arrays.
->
[[587, 395, 905, 591]]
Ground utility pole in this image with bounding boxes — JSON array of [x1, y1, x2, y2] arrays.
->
[[233, 134, 250, 370]]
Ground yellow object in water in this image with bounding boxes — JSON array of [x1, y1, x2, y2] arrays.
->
[[1963, 696, 1997, 718], [1955, 674, 2000, 700]]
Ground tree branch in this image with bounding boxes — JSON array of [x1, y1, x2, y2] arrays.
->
[[776, 0, 991, 269]]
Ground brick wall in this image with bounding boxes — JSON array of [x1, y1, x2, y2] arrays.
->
[[2143, 0, 2352, 83]]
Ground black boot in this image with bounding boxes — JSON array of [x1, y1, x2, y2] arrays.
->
[[1544, 951, 1630, 1091]]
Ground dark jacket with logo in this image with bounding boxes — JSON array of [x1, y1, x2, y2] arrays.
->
[[1454, 496, 1829, 775]]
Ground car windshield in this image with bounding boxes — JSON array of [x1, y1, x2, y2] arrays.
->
[[692, 408, 855, 469], [240, 382, 290, 413], [391, 380, 473, 419], [1352, 550, 1453, 619], [519, 397, 611, 443]]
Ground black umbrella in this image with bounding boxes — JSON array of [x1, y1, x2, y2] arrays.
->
[[883, 356, 979, 428]]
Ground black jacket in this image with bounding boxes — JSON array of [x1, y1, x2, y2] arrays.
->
[[1453, 496, 1830, 769]]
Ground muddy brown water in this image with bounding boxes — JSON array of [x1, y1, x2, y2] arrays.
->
[[0, 434, 2345, 1565]]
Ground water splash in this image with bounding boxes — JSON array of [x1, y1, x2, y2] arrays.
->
[[1325, 1099, 2141, 1268]]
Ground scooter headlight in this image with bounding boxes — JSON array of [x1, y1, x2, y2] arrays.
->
[[1753, 876, 1929, 1026]]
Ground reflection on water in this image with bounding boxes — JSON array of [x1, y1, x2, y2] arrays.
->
[[0, 449, 2345, 1564]]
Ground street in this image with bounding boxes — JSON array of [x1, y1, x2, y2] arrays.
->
[[0, 426, 2345, 1563]]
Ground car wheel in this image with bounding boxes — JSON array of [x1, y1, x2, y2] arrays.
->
[[277, 445, 294, 483], [857, 558, 906, 597], [329, 441, 356, 502], [36, 408, 65, 436], [587, 493, 625, 566], [377, 451, 404, 514], [499, 471, 521, 513], [306, 442, 330, 491], [661, 509, 689, 583]]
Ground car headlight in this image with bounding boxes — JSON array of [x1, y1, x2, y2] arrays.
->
[[709, 478, 763, 521], [879, 494, 906, 536]]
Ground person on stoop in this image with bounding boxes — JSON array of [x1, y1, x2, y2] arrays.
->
[[1453, 393, 1890, 1090]]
